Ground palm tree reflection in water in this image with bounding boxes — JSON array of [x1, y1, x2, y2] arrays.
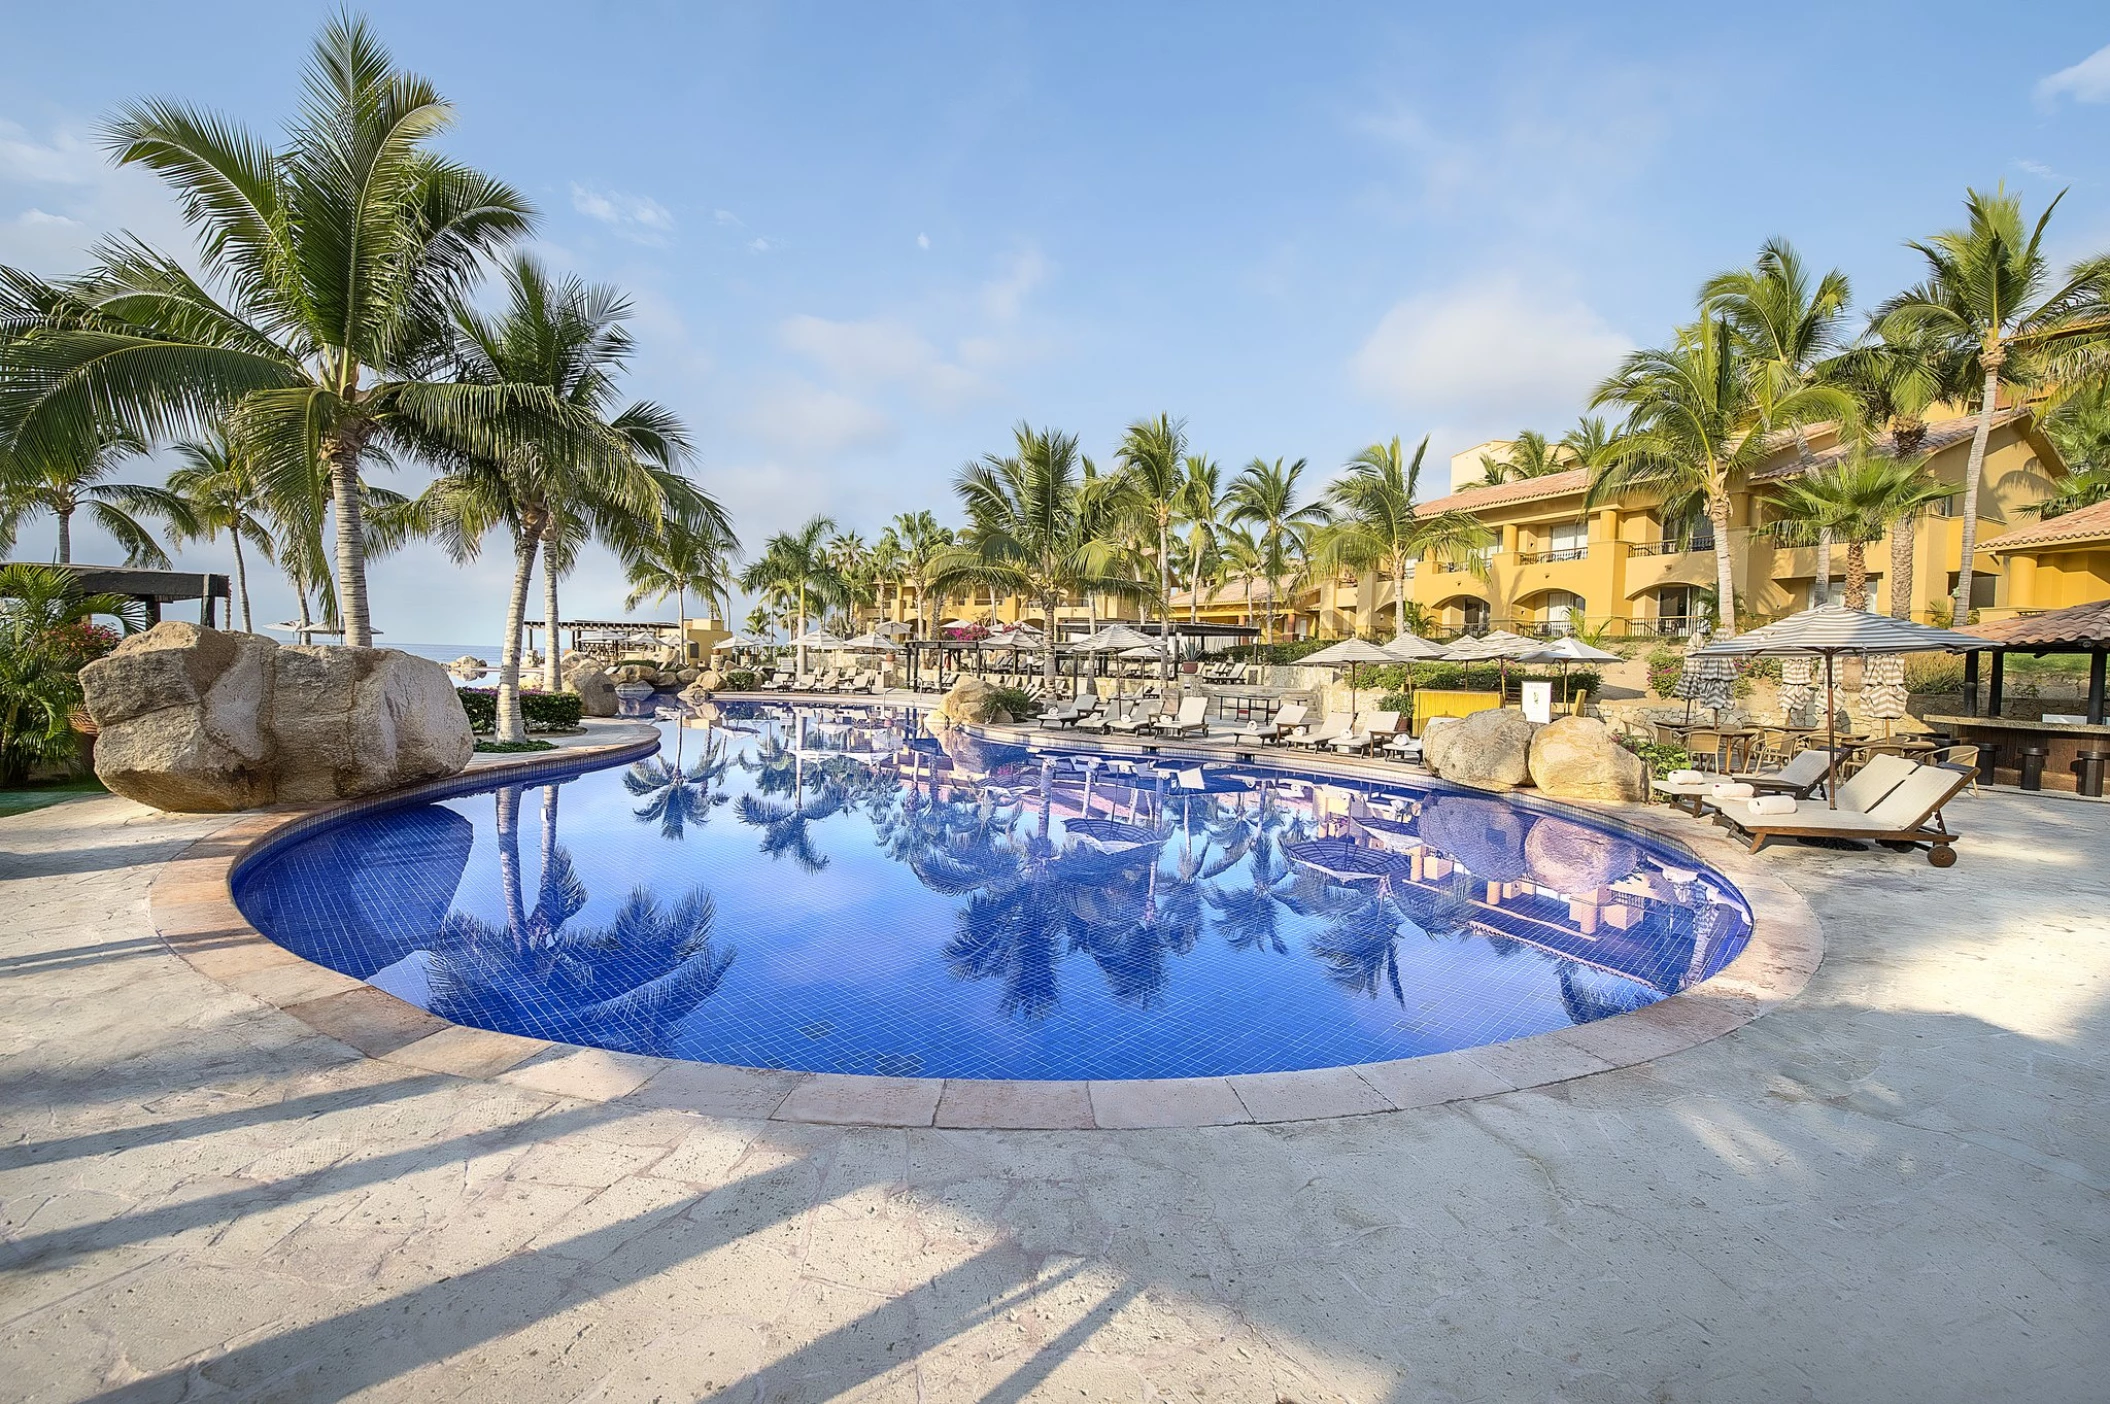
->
[[429, 781, 737, 1053], [624, 721, 732, 840]]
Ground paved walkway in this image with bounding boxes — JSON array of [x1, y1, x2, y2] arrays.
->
[[1, 780, 2104, 1403]]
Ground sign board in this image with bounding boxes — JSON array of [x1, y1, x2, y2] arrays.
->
[[1522, 680, 1554, 725]]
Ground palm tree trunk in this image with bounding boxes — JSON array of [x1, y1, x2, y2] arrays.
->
[[1709, 493, 1737, 636], [1042, 593, 1059, 687], [295, 572, 313, 632], [230, 530, 253, 633], [1158, 522, 1172, 681], [55, 507, 71, 564], [1889, 513, 1917, 620], [495, 785, 526, 937], [1951, 361, 2000, 622], [1393, 549, 1408, 637], [1844, 541, 1869, 610], [1813, 527, 1833, 607], [542, 563, 562, 689], [495, 529, 539, 744], [322, 429, 373, 647]]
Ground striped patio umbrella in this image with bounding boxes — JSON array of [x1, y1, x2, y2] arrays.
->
[[1778, 656, 1816, 726]]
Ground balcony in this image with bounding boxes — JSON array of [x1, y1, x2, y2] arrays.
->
[[1515, 546, 1589, 565], [1624, 539, 1701, 558]]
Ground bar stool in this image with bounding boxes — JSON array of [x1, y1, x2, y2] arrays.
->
[[2074, 749, 2108, 800], [2018, 744, 2050, 792]]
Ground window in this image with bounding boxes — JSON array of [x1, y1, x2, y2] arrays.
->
[[1548, 520, 1588, 554], [1540, 591, 1584, 635]]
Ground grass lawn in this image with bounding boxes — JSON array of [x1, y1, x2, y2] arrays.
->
[[0, 774, 108, 817]]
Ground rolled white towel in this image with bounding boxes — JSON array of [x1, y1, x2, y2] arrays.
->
[[1667, 768, 1706, 785], [1711, 782, 1755, 799], [1746, 794, 1797, 816]]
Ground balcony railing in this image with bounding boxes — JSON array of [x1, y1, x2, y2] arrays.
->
[[1624, 539, 1699, 558], [1515, 546, 1589, 565]]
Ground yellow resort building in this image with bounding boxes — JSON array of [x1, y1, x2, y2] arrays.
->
[[1177, 405, 2104, 640]]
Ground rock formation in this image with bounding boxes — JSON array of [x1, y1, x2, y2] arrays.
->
[[1526, 715, 1649, 802], [569, 666, 619, 716], [79, 623, 474, 812], [1421, 707, 1537, 791]]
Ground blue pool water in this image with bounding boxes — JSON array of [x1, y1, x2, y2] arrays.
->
[[233, 701, 1753, 1081]]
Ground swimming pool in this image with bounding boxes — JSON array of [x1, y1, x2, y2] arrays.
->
[[233, 701, 1753, 1081]]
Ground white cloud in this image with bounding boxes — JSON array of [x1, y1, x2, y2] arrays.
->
[[739, 376, 897, 456], [2036, 44, 2110, 105], [748, 236, 773, 253], [916, 232, 931, 250], [980, 245, 1047, 322], [778, 314, 981, 407], [2017, 159, 2060, 180], [1350, 276, 1631, 430], [569, 183, 675, 243], [0, 117, 192, 273], [713, 208, 743, 227]]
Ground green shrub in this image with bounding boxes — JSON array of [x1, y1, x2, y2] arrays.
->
[[457, 688, 584, 735], [475, 739, 557, 754], [1619, 735, 1693, 778], [1903, 653, 1966, 695], [1646, 648, 1684, 698], [987, 684, 1041, 719], [721, 668, 759, 691]]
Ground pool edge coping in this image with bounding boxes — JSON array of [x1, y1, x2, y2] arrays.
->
[[146, 704, 1824, 1131]]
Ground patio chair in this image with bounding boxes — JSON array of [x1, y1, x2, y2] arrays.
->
[[1719, 760, 1972, 865], [1726, 748, 1832, 799], [1105, 697, 1166, 736], [1156, 696, 1211, 739], [761, 669, 792, 691], [1042, 695, 1100, 729], [1333, 711, 1402, 755], [1237, 701, 1307, 745], [1380, 729, 1423, 762]]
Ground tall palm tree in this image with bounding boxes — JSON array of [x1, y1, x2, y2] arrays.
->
[[626, 520, 734, 638], [0, 427, 188, 567], [0, 17, 621, 648], [2036, 381, 2110, 519], [739, 516, 844, 674], [880, 509, 953, 640], [1114, 413, 1187, 672], [412, 257, 714, 742], [1559, 416, 1624, 469], [932, 423, 1151, 686], [1703, 238, 1855, 602], [1474, 429, 1568, 486], [1877, 188, 2110, 620], [163, 429, 276, 631], [1308, 436, 1490, 639], [1215, 524, 1265, 627], [1590, 317, 1853, 635], [1174, 454, 1223, 622], [1764, 452, 1955, 609], [1224, 457, 1326, 644]]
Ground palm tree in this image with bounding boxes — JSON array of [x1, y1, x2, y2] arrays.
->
[[163, 429, 276, 631], [624, 728, 732, 839], [412, 258, 714, 742], [1224, 456, 1326, 644], [1114, 413, 1187, 672], [1765, 452, 1955, 609], [1590, 317, 1853, 635], [1308, 436, 1490, 639], [739, 516, 844, 674], [1877, 188, 2110, 621], [1559, 416, 1624, 469], [626, 520, 733, 638], [0, 427, 188, 567], [1215, 524, 1265, 627], [932, 423, 1152, 686], [2037, 382, 2110, 519], [1173, 454, 1224, 623], [880, 510, 953, 639], [1474, 429, 1568, 486], [0, 17, 624, 648]]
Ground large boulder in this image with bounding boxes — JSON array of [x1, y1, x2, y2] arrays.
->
[[570, 666, 619, 717], [271, 646, 474, 804], [936, 675, 1002, 726], [1527, 715, 1649, 802], [79, 623, 473, 812], [82, 624, 277, 811], [1423, 707, 1537, 791]]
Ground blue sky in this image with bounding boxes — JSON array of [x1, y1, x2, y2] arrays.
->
[[2, 2, 2107, 642]]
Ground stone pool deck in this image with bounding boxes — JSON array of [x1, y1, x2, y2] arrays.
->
[[2, 756, 2105, 1400]]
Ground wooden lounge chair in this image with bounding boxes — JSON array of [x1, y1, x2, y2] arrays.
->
[[1719, 761, 1972, 866], [1237, 702, 1306, 745], [1156, 696, 1211, 739], [1727, 748, 1832, 798], [1289, 711, 1353, 750], [1105, 698, 1166, 736], [1333, 710, 1402, 755], [1380, 729, 1423, 761]]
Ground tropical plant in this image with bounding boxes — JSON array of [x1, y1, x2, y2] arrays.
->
[[0, 427, 188, 567], [1308, 436, 1490, 639], [1703, 237, 1855, 603], [1765, 452, 1955, 609], [0, 17, 631, 649], [0, 563, 141, 784], [1877, 187, 2110, 620], [162, 429, 276, 631], [410, 257, 714, 742], [738, 516, 844, 672], [932, 423, 1152, 685], [626, 520, 733, 635], [1474, 429, 1568, 486], [1173, 454, 1223, 622], [1590, 316, 1854, 634], [1114, 413, 1187, 670], [878, 509, 954, 640], [1224, 455, 1326, 645], [2036, 380, 2110, 519], [1559, 416, 1625, 469]]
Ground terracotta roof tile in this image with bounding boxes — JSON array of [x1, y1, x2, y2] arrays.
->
[[1985, 498, 2110, 553], [1958, 598, 2110, 648], [1747, 408, 2029, 482], [1417, 467, 1589, 516]]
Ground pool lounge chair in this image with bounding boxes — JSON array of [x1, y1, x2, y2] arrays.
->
[[1288, 711, 1353, 750], [1727, 748, 1833, 799], [1041, 695, 1099, 729], [1333, 710, 1402, 755], [1104, 698, 1166, 736], [761, 669, 792, 691], [1380, 729, 1423, 761], [1155, 696, 1211, 739], [1237, 702, 1306, 745], [1718, 760, 1972, 866]]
